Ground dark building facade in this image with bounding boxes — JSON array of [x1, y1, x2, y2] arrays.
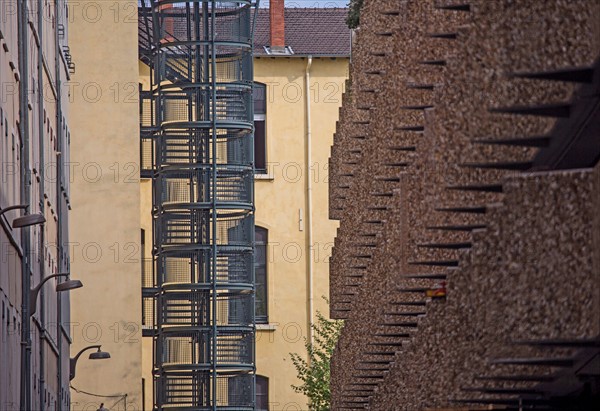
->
[[0, 1, 73, 410], [329, 0, 600, 409]]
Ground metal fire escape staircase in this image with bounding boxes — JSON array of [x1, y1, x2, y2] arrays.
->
[[139, 1, 258, 409]]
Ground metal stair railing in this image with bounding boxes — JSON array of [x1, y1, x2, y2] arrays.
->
[[148, 1, 257, 410]]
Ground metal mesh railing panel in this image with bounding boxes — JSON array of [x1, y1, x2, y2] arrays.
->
[[159, 373, 254, 410], [158, 331, 253, 367], [158, 211, 252, 247], [159, 130, 252, 167], [214, 251, 253, 284], [151, 1, 256, 409], [163, 3, 252, 44], [142, 258, 156, 288], [159, 291, 254, 327], [158, 251, 252, 286], [160, 85, 252, 124], [141, 136, 156, 174], [143, 296, 156, 327], [141, 91, 155, 128], [160, 291, 211, 327], [158, 168, 252, 206]]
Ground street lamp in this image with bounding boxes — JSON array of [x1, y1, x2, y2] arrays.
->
[[0, 204, 46, 228], [6, 204, 53, 411], [30, 273, 83, 316], [70, 345, 111, 381]]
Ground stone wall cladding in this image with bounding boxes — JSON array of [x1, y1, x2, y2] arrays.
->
[[328, 0, 600, 409]]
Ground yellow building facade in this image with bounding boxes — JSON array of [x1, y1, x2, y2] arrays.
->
[[138, 55, 348, 411], [70, 3, 349, 411], [251, 56, 347, 410], [69, 1, 143, 410]]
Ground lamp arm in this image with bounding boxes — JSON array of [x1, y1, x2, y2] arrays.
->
[[72, 345, 102, 363], [70, 345, 102, 381], [29, 272, 70, 316], [0, 204, 28, 217]]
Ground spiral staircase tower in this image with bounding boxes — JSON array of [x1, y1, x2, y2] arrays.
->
[[145, 1, 257, 409]]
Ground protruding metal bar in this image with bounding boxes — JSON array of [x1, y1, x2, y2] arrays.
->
[[390, 301, 427, 306], [512, 338, 600, 347], [427, 224, 487, 231], [490, 104, 571, 118], [511, 67, 594, 83], [406, 83, 435, 90], [435, 205, 487, 214], [397, 287, 429, 293], [352, 375, 385, 379], [474, 374, 555, 382], [446, 184, 504, 192], [473, 136, 552, 147], [368, 342, 405, 346], [461, 386, 543, 395], [417, 242, 472, 249], [408, 260, 460, 267], [401, 273, 447, 280], [362, 352, 395, 357], [379, 322, 418, 327], [400, 105, 435, 110], [373, 333, 411, 338], [389, 146, 417, 151], [460, 161, 533, 171], [384, 313, 425, 320], [428, 32, 458, 39], [395, 125, 425, 132], [490, 358, 575, 367], [419, 59, 447, 66], [435, 3, 471, 11]]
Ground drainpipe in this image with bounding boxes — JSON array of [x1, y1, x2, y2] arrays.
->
[[305, 56, 313, 351], [54, 0, 66, 408], [38, 2, 46, 411], [18, 0, 33, 410]]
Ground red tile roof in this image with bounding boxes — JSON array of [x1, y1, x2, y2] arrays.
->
[[253, 8, 351, 56], [139, 7, 352, 58]]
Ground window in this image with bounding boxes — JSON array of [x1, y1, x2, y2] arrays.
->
[[253, 82, 266, 173], [256, 375, 269, 411], [255, 226, 267, 323]]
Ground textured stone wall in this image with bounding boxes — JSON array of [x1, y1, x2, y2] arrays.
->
[[328, 0, 600, 409]]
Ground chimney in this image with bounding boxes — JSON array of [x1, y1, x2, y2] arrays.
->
[[159, 2, 175, 42], [270, 0, 285, 52]]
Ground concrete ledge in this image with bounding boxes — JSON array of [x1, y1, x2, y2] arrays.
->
[[255, 173, 274, 181], [256, 324, 278, 331]]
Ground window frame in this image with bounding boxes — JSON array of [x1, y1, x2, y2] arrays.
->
[[253, 82, 267, 174], [255, 226, 268, 324], [256, 375, 269, 411]]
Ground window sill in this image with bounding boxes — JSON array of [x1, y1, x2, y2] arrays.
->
[[255, 173, 274, 181], [256, 324, 277, 331]]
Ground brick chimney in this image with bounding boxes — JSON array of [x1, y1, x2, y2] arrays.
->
[[159, 2, 175, 42], [270, 0, 285, 52]]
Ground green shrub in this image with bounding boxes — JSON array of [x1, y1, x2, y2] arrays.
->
[[289, 307, 344, 410], [346, 0, 364, 29]]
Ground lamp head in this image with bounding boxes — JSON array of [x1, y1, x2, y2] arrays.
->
[[89, 349, 111, 360], [56, 279, 83, 292], [12, 213, 46, 228]]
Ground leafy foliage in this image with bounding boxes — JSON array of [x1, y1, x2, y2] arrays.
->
[[346, 0, 364, 29], [289, 308, 344, 411]]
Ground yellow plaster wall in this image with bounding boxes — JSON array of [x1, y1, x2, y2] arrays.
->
[[140, 179, 153, 410], [137, 56, 347, 410], [69, 2, 142, 410], [253, 57, 346, 410]]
